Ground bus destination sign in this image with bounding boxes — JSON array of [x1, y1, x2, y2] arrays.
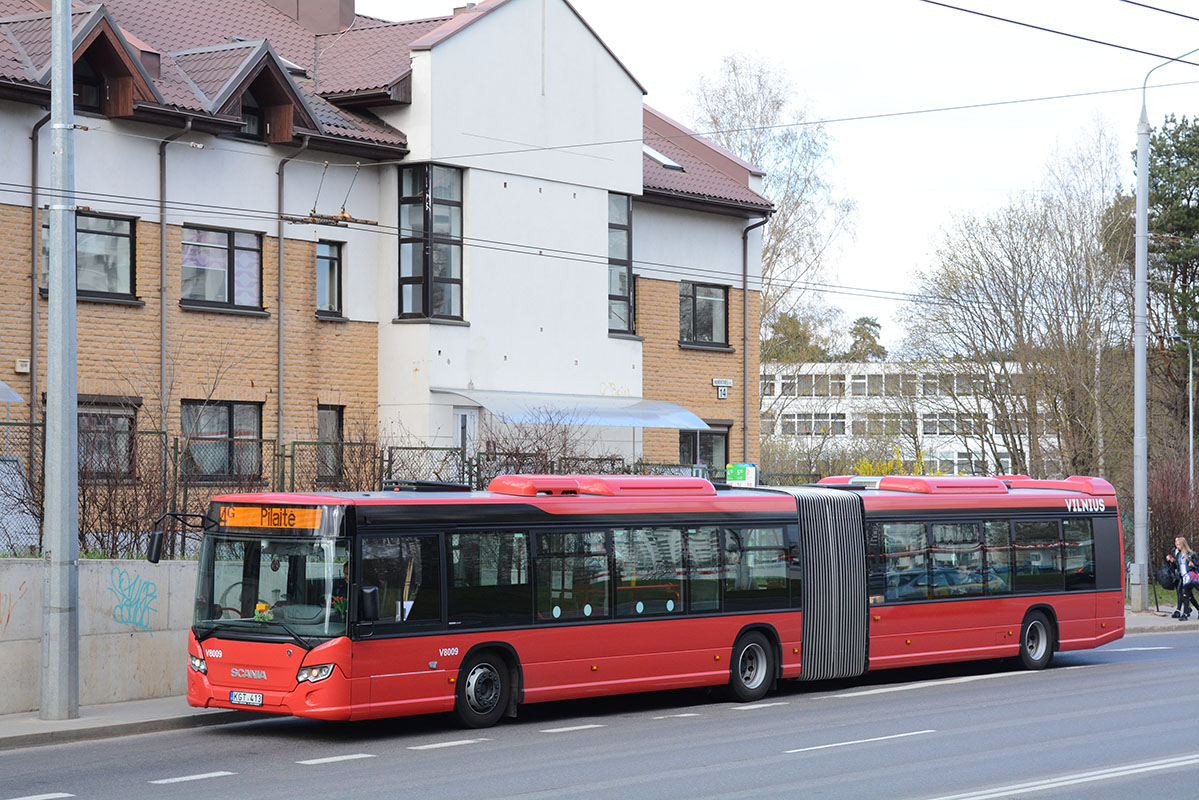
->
[[219, 505, 323, 530]]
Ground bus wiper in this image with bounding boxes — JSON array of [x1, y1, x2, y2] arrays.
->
[[267, 620, 313, 650]]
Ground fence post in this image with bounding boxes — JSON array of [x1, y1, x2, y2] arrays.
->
[[288, 441, 296, 492]]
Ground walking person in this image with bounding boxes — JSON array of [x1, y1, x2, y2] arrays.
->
[[1167, 537, 1199, 620]]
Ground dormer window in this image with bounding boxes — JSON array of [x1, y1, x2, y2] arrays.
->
[[240, 90, 264, 140], [74, 56, 102, 111]]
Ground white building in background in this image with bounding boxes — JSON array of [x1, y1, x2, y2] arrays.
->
[[761, 362, 1036, 476]]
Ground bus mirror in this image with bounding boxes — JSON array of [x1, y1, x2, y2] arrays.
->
[[359, 586, 379, 621], [146, 531, 164, 564]]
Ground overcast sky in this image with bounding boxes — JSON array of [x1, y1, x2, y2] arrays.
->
[[358, 0, 1199, 348]]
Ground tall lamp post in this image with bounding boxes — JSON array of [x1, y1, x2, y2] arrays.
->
[[1133, 47, 1199, 611]]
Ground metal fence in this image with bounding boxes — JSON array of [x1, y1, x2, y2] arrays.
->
[[0, 420, 821, 557]]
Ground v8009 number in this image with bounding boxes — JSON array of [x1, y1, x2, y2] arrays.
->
[[439, 647, 459, 657]]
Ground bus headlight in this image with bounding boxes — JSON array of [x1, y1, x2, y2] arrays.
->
[[188, 654, 207, 674], [296, 664, 335, 683]]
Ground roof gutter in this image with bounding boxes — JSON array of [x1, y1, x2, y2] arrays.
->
[[29, 110, 50, 477], [277, 135, 311, 457], [159, 118, 192, 434], [742, 217, 768, 463]]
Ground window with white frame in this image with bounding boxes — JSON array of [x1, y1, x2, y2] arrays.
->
[[760, 374, 775, 397]]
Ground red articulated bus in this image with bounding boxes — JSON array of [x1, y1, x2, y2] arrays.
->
[[156, 473, 1124, 728]]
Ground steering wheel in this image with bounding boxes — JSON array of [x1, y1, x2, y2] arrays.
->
[[219, 581, 247, 608]]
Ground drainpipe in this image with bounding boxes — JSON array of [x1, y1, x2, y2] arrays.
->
[[29, 110, 50, 478], [158, 119, 192, 434], [277, 136, 311, 460], [741, 217, 768, 463]]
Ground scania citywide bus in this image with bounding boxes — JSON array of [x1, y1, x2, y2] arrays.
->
[[156, 473, 1124, 728]]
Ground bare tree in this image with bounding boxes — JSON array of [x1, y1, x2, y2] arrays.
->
[[899, 125, 1133, 482], [693, 54, 854, 337]]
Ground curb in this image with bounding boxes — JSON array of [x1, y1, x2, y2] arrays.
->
[[0, 708, 257, 753]]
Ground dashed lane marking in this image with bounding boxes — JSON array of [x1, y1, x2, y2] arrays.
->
[[296, 753, 377, 764], [406, 739, 489, 751], [785, 729, 936, 754], [733, 701, 789, 710], [148, 772, 235, 785], [1106, 646, 1173, 651], [6, 794, 75, 800], [822, 671, 1034, 698], [652, 713, 702, 719], [540, 724, 606, 733]]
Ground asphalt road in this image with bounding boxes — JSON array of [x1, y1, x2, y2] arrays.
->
[[2, 631, 1193, 800]]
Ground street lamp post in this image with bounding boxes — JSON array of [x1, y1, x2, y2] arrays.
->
[[1132, 46, 1199, 611]]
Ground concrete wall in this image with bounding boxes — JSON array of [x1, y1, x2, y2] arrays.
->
[[0, 559, 194, 715]]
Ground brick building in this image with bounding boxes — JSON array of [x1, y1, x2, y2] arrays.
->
[[0, 0, 770, 491]]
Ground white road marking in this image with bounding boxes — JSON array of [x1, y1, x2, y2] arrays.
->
[[296, 753, 377, 764], [922, 753, 1199, 800], [540, 724, 605, 733], [733, 701, 789, 710], [652, 713, 701, 719], [406, 739, 489, 751], [7, 794, 75, 800], [148, 772, 235, 785], [824, 671, 1033, 698], [1106, 646, 1172, 652], [785, 729, 935, 754]]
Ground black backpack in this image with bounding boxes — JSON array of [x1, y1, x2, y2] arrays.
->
[[1158, 561, 1179, 590]]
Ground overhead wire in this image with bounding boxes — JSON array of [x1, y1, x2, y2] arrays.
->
[[1115, 0, 1199, 26]]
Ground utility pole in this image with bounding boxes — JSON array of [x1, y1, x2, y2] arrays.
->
[[41, 0, 79, 720]]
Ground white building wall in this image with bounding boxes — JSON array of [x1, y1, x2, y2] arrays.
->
[[633, 201, 762, 287]]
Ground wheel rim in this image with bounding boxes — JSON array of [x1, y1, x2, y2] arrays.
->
[[739, 642, 767, 690], [464, 662, 501, 715], [1025, 620, 1047, 662]]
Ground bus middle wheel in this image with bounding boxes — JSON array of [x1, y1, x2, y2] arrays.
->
[[728, 631, 774, 702]]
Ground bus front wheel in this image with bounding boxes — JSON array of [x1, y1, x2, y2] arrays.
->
[[454, 651, 510, 728], [1019, 611, 1054, 670], [728, 632, 774, 702]]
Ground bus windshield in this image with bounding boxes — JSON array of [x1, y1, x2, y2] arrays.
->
[[193, 525, 351, 647]]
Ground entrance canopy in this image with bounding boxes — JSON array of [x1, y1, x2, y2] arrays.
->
[[431, 388, 709, 430], [0, 380, 21, 404]]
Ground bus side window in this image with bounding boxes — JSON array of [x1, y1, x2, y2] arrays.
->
[[1012, 520, 1063, 594], [930, 522, 982, 598], [613, 527, 683, 617], [881, 521, 927, 602], [983, 520, 1013, 595], [361, 535, 442, 626], [448, 531, 530, 627], [1063, 518, 1095, 591], [722, 526, 788, 612], [534, 531, 609, 621], [685, 527, 720, 613]]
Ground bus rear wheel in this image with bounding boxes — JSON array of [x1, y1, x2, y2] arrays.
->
[[728, 632, 774, 702], [454, 651, 510, 728], [1019, 611, 1054, 670]]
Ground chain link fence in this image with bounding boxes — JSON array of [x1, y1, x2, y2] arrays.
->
[[0, 422, 815, 557]]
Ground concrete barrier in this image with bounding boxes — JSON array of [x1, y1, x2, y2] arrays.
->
[[0, 559, 195, 715]]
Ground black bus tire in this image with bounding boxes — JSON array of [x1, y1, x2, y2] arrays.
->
[[1019, 611, 1054, 670], [453, 651, 510, 728], [728, 632, 774, 702]]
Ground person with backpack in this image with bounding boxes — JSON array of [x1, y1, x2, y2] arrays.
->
[[1167, 537, 1199, 620]]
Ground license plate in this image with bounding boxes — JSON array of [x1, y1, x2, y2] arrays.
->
[[229, 691, 263, 706]]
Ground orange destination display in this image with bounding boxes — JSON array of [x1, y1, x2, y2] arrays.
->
[[217, 504, 323, 530]]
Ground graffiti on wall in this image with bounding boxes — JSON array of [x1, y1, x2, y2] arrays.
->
[[0, 580, 28, 638], [108, 567, 158, 632]]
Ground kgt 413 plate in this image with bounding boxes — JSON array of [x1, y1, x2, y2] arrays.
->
[[230, 691, 263, 706]]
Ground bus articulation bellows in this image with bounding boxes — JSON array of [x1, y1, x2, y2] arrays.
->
[[152, 473, 1124, 728]]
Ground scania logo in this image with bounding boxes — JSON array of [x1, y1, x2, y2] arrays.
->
[[230, 668, 268, 680]]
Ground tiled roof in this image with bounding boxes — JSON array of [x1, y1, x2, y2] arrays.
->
[[0, 1, 411, 151], [171, 43, 261, 107], [642, 106, 771, 211], [312, 17, 448, 96]]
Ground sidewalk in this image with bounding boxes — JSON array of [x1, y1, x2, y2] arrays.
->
[[0, 609, 1183, 752]]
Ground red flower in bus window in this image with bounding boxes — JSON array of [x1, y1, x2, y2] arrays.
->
[[331, 596, 347, 615]]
